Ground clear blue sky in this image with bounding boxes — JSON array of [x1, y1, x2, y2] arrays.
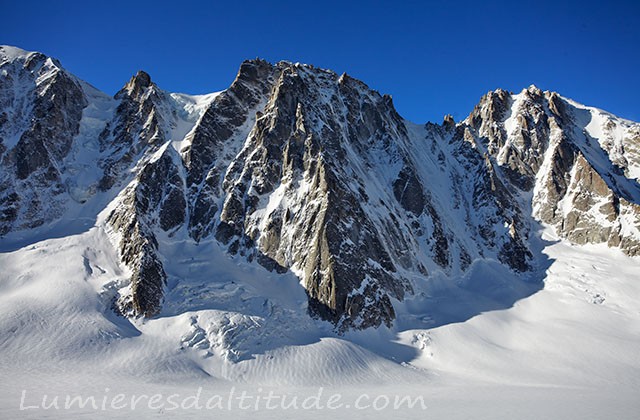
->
[[2, 0, 639, 123]]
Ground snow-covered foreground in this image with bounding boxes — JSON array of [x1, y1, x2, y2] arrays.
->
[[0, 225, 639, 419]]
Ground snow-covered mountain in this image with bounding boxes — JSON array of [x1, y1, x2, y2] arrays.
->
[[1, 46, 639, 331], [2, 44, 640, 418], [3, 46, 639, 330]]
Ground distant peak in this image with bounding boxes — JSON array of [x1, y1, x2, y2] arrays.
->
[[235, 58, 275, 85], [117, 70, 154, 99], [524, 84, 543, 96], [133, 70, 152, 88], [238, 58, 273, 72], [443, 114, 455, 127], [0, 45, 34, 63], [243, 57, 271, 66], [481, 88, 510, 104], [0, 45, 65, 75]]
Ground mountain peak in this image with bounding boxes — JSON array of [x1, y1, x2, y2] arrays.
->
[[117, 69, 155, 99], [133, 70, 152, 87], [524, 84, 543, 96], [0, 45, 34, 63], [0, 45, 64, 72]]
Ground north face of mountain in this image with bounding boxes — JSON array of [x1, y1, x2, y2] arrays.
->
[[1, 45, 638, 331]]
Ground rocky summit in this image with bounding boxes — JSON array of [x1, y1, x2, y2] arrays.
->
[[1, 45, 639, 331]]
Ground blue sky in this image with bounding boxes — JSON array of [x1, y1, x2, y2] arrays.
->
[[2, 0, 639, 123]]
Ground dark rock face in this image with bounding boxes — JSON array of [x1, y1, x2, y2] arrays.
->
[[393, 166, 425, 216], [472, 87, 550, 190], [139, 149, 186, 233], [98, 71, 171, 191], [0, 48, 87, 234], [105, 145, 187, 317], [206, 64, 418, 329], [184, 59, 278, 241], [13, 87, 80, 182], [2, 46, 639, 330], [106, 193, 166, 318]]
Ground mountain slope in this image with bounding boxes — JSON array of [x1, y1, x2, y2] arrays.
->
[[0, 46, 88, 233], [2, 45, 640, 419], [0, 45, 639, 334], [466, 86, 640, 255]]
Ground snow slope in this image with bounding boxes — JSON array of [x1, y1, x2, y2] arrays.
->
[[0, 224, 639, 418]]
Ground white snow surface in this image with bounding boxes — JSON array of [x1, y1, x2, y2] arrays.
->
[[63, 81, 117, 203], [167, 91, 220, 153], [567, 97, 640, 182], [0, 45, 35, 63], [1, 224, 639, 419]]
